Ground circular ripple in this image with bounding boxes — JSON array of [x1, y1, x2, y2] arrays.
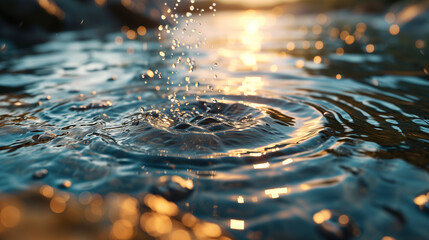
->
[[113, 95, 328, 160]]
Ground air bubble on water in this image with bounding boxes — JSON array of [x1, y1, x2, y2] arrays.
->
[[60, 180, 72, 189], [32, 169, 48, 179]]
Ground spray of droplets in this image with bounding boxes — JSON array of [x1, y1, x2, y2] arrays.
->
[[143, 0, 217, 110]]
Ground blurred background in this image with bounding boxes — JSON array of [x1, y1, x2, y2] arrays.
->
[[1, 0, 428, 46]]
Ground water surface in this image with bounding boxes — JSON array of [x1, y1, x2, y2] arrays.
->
[[1, 7, 429, 240]]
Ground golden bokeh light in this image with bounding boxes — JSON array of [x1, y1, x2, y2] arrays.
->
[[199, 222, 222, 238], [345, 35, 355, 45], [230, 219, 245, 230], [356, 22, 367, 32], [389, 24, 400, 35], [313, 209, 331, 224], [336, 48, 344, 56], [366, 44, 375, 53], [126, 30, 137, 40], [415, 40, 425, 49], [182, 213, 197, 228], [265, 187, 288, 198], [414, 194, 428, 206], [286, 42, 296, 51], [94, 0, 106, 6], [170, 229, 191, 240], [40, 185, 54, 198], [50, 197, 67, 214], [340, 30, 349, 40], [0, 206, 21, 228], [336, 74, 342, 80], [112, 219, 134, 240], [171, 176, 194, 190], [146, 70, 155, 78], [137, 26, 147, 36], [315, 40, 324, 50], [143, 194, 178, 216], [338, 214, 349, 225], [296, 60, 305, 68], [313, 56, 322, 64], [141, 212, 173, 237]]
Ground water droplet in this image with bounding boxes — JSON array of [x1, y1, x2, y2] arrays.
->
[[37, 133, 56, 143], [314, 210, 360, 240], [60, 180, 72, 189], [32, 169, 48, 179], [323, 112, 334, 119], [150, 176, 194, 201]]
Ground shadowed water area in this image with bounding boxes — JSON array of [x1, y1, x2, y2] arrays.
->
[[0, 2, 429, 240]]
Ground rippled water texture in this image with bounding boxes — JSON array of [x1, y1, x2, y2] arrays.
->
[[1, 7, 429, 240]]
